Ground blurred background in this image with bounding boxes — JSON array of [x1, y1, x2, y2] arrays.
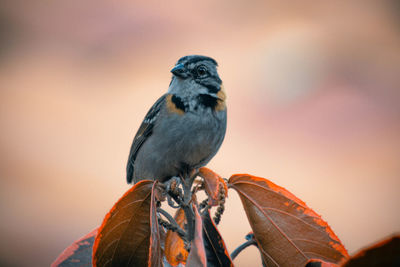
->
[[1, 0, 400, 266]]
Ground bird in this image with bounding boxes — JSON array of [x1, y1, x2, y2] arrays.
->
[[126, 55, 227, 184]]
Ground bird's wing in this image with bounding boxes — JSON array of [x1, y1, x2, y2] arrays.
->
[[126, 94, 167, 183]]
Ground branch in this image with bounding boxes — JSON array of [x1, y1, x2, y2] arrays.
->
[[230, 239, 257, 260]]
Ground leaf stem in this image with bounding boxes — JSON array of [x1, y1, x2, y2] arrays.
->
[[181, 173, 196, 243]]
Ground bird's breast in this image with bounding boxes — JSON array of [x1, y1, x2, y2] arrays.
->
[[153, 106, 226, 164]]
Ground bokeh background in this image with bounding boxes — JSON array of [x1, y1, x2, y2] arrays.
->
[[1, 0, 400, 266]]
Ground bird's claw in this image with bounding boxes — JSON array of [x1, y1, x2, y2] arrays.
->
[[165, 176, 181, 192], [164, 176, 183, 208]]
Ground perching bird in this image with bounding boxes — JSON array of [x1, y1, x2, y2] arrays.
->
[[126, 55, 227, 184]]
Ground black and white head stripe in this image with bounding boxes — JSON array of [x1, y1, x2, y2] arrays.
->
[[177, 55, 218, 66]]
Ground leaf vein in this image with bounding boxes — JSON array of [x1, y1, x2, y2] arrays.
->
[[260, 207, 331, 238], [232, 185, 309, 260]]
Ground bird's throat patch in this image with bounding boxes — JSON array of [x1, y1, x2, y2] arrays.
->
[[167, 94, 186, 114], [198, 94, 218, 109], [198, 84, 226, 111]]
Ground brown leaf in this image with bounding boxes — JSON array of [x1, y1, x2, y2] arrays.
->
[[52, 229, 97, 267], [198, 167, 221, 206], [202, 209, 233, 267], [340, 235, 400, 266], [93, 180, 158, 267], [186, 204, 207, 267], [229, 174, 349, 267], [164, 208, 188, 266], [306, 259, 340, 267]]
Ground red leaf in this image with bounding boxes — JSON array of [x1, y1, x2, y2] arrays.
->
[[229, 174, 349, 266], [340, 235, 400, 266], [92, 180, 159, 267], [164, 208, 188, 266], [52, 229, 97, 267], [202, 209, 233, 267], [186, 205, 207, 267]]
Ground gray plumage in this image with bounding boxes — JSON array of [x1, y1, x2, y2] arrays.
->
[[126, 55, 227, 184]]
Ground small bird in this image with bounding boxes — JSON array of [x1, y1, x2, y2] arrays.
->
[[126, 55, 227, 184]]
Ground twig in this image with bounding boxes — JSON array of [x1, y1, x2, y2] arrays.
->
[[157, 208, 187, 242]]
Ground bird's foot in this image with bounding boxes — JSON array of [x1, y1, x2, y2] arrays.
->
[[165, 176, 183, 208], [165, 176, 181, 192]]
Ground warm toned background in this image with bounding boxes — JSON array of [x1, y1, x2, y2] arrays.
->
[[1, 1, 400, 266]]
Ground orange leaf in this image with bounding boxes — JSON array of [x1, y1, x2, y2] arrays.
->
[[92, 180, 161, 267], [229, 174, 349, 267], [198, 167, 221, 206], [340, 235, 400, 266], [164, 208, 188, 266]]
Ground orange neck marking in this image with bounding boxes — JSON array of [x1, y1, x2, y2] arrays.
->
[[166, 94, 185, 115]]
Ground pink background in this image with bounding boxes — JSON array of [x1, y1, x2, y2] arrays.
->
[[1, 1, 399, 266]]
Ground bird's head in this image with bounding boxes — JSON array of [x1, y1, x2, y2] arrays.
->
[[168, 55, 223, 101]]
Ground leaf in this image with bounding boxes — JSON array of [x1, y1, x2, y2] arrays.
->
[[52, 229, 97, 267], [229, 174, 349, 267], [305, 259, 339, 267], [340, 235, 400, 266], [186, 204, 207, 267], [93, 180, 160, 267], [164, 208, 188, 266], [198, 167, 221, 206], [165, 207, 233, 267], [202, 209, 233, 267]]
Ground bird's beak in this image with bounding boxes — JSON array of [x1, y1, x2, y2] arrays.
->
[[215, 84, 226, 101], [171, 63, 188, 79]]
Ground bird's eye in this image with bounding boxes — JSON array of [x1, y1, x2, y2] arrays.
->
[[196, 65, 208, 77]]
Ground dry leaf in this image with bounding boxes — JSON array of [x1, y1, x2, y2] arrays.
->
[[229, 174, 349, 267]]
